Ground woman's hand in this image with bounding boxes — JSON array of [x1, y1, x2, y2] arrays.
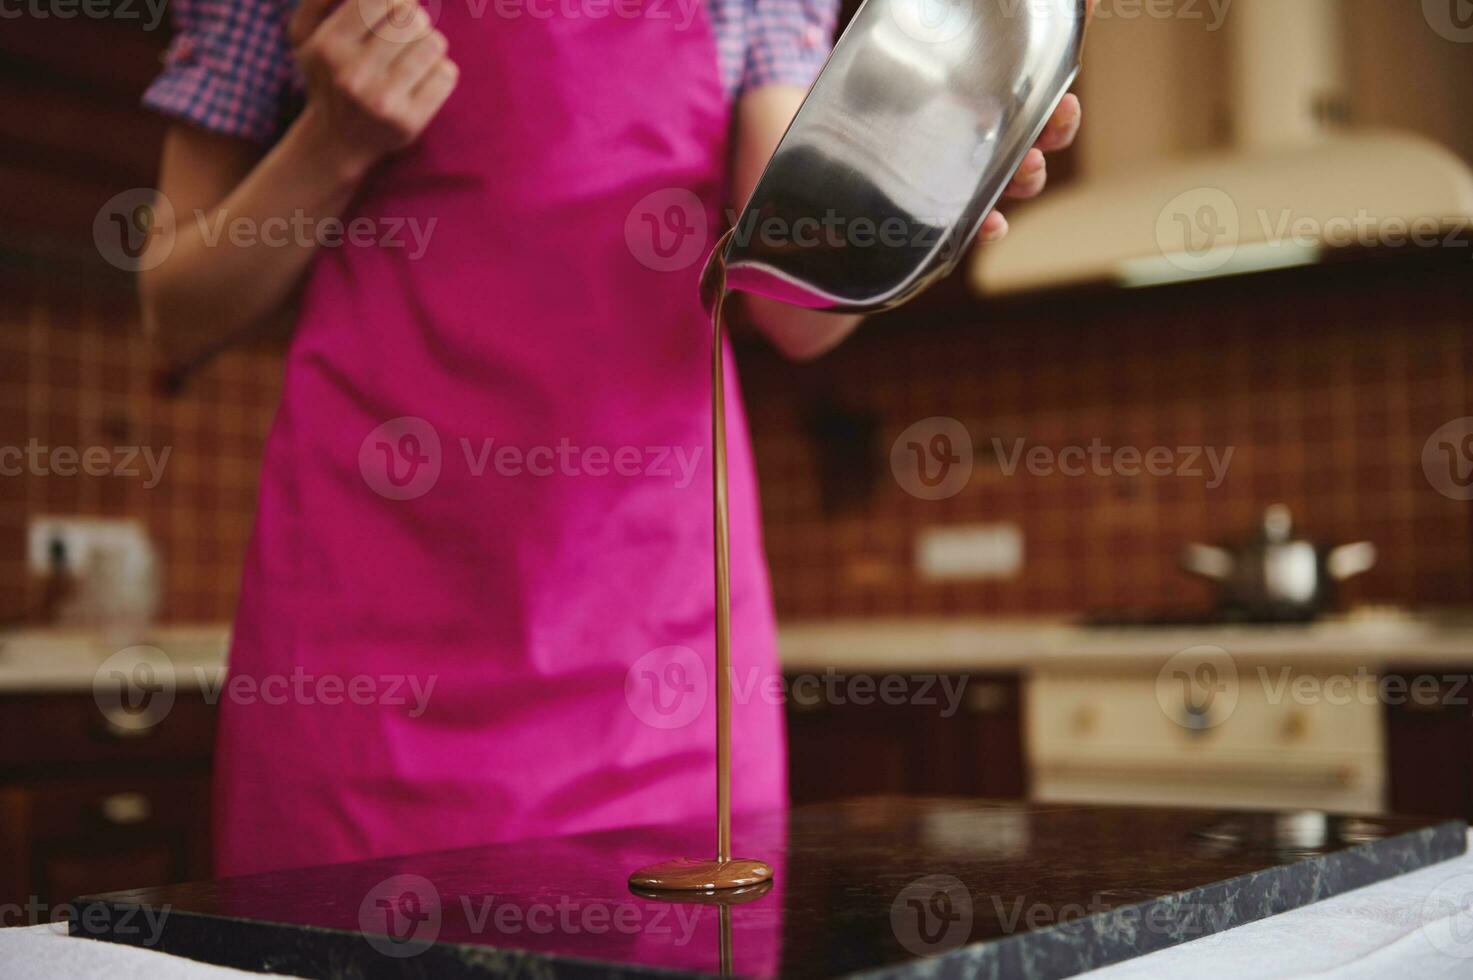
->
[[982, 0, 1096, 242], [142, 0, 460, 373], [977, 92, 1083, 243], [731, 1, 1091, 360], [289, 0, 460, 181], [731, 88, 1085, 361]]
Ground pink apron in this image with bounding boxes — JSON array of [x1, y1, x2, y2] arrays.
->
[[216, 0, 787, 876]]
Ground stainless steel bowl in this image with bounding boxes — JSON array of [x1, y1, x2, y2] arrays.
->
[[721, 0, 1089, 312]]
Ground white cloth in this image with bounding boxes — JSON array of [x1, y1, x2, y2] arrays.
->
[[0, 921, 304, 980], [1086, 831, 1473, 979], [4, 834, 1472, 979]]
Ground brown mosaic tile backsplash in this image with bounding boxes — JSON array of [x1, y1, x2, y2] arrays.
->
[[0, 256, 282, 624], [741, 257, 1473, 619], [1, 253, 1469, 625]]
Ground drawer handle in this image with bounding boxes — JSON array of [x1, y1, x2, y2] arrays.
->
[[99, 792, 153, 826], [1281, 711, 1311, 742], [97, 703, 162, 739], [1039, 759, 1362, 789], [967, 683, 1012, 715], [1177, 702, 1218, 734]]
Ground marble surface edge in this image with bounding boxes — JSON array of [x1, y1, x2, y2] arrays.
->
[[865, 818, 1468, 980]]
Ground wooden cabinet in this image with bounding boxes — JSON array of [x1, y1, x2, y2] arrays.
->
[[0, 693, 216, 912], [784, 672, 1025, 805], [1383, 669, 1473, 821]]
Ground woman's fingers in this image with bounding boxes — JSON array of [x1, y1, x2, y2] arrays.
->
[[356, 3, 437, 78], [385, 27, 451, 91], [975, 61, 1084, 245], [316, 0, 388, 49], [979, 210, 1009, 243], [1003, 148, 1047, 200], [997, 93, 1081, 203], [290, 0, 456, 170], [296, 0, 383, 69], [346, 31, 455, 142], [410, 59, 461, 119], [364, 25, 452, 120], [294, 0, 457, 148], [1034, 93, 1082, 153], [358, 0, 439, 46]]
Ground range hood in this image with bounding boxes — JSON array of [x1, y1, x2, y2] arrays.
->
[[972, 0, 1473, 295]]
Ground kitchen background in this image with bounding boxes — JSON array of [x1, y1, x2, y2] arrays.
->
[[3, 0, 1473, 920]]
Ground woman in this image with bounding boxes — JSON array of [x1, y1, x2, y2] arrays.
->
[[142, 0, 1083, 875]]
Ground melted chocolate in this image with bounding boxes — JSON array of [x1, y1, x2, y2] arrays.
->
[[629, 230, 771, 892]]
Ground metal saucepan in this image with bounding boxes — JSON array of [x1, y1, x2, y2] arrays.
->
[[1181, 504, 1377, 620]]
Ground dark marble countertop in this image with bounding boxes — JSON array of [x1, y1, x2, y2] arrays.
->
[[72, 797, 1465, 979]]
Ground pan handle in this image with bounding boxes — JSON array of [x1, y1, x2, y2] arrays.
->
[[1181, 543, 1235, 581], [1326, 541, 1377, 581]]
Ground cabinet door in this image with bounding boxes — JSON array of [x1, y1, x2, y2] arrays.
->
[[1384, 669, 1473, 819], [0, 692, 217, 912], [0, 692, 217, 770], [785, 673, 1023, 804], [959, 676, 1027, 799], [0, 770, 212, 912]]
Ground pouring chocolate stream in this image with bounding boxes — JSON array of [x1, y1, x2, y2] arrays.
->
[[629, 229, 772, 892]]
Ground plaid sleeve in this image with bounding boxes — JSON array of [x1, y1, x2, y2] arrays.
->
[[741, 0, 839, 94], [142, 0, 296, 144]]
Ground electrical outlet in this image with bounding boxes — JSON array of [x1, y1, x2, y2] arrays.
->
[[27, 517, 150, 576], [915, 523, 1024, 581]]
